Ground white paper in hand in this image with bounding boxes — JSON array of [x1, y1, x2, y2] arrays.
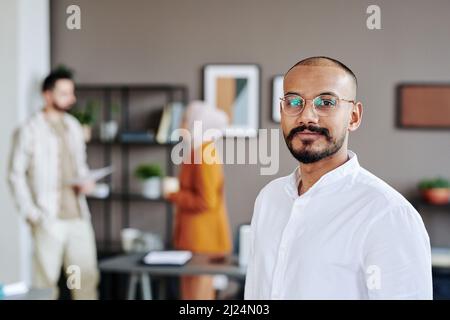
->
[[143, 250, 192, 266], [68, 166, 114, 186]]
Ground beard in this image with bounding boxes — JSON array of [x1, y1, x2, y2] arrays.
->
[[52, 101, 71, 112], [284, 124, 346, 164]]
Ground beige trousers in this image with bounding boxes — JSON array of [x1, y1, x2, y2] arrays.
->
[[31, 218, 99, 300]]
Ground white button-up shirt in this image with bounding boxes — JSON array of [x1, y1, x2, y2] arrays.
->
[[8, 111, 91, 222], [244, 151, 432, 300]]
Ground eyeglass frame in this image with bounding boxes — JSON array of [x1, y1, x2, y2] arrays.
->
[[279, 92, 356, 117]]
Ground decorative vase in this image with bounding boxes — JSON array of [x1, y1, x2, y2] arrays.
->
[[141, 177, 161, 199], [100, 121, 119, 142], [421, 188, 450, 205]]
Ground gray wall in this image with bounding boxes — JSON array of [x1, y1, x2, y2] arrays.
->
[[51, 0, 450, 246]]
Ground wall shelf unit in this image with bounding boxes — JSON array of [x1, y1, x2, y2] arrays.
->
[[75, 84, 188, 254]]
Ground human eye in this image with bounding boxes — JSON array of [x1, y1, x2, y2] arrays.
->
[[286, 96, 304, 108], [314, 95, 337, 108]]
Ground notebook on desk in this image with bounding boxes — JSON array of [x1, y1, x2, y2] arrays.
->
[[141, 250, 193, 266]]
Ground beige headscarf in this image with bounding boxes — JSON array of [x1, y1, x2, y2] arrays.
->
[[183, 100, 229, 148]]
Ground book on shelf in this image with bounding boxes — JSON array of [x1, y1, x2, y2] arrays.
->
[[120, 131, 155, 143], [156, 104, 172, 144], [156, 102, 185, 144], [169, 102, 184, 142]]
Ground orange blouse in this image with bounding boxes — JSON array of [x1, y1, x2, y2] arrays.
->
[[169, 142, 232, 254]]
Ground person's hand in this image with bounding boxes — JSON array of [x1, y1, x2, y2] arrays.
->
[[26, 216, 37, 227], [164, 192, 176, 201], [73, 179, 96, 195], [26, 214, 42, 228]]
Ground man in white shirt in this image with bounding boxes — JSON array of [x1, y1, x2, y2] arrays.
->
[[8, 68, 99, 299], [244, 56, 432, 300]]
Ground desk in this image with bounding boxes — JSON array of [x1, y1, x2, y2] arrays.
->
[[99, 253, 246, 300], [431, 247, 450, 299]]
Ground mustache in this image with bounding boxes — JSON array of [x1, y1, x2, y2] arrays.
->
[[286, 125, 330, 141]]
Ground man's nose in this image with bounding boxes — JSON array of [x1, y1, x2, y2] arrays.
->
[[296, 100, 319, 125]]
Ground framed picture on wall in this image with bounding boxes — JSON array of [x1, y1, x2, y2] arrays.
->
[[397, 84, 450, 128], [203, 64, 260, 137], [272, 75, 284, 123]]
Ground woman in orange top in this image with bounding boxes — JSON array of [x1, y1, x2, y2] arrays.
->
[[166, 101, 232, 300]]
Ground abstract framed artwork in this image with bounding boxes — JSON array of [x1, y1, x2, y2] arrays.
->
[[203, 64, 260, 137], [397, 84, 450, 128], [272, 75, 284, 123]]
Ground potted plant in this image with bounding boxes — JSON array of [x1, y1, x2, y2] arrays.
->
[[134, 163, 163, 199], [70, 100, 99, 142], [418, 177, 450, 205], [100, 102, 120, 142]]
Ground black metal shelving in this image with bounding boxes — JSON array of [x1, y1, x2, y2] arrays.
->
[[76, 84, 188, 254], [410, 196, 450, 211]]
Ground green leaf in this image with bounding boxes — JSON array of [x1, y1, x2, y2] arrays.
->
[[134, 163, 163, 179], [418, 177, 450, 189]]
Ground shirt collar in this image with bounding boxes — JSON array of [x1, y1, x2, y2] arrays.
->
[[284, 150, 360, 199]]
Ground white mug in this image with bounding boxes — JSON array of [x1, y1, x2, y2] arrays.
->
[[162, 176, 180, 195], [238, 225, 251, 267], [120, 228, 141, 253]]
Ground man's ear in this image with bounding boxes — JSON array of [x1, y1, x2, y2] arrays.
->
[[348, 102, 363, 132], [42, 90, 51, 101]]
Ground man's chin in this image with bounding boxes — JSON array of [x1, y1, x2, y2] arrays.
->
[[54, 106, 72, 112], [291, 138, 322, 150], [291, 152, 321, 164], [287, 144, 330, 164]]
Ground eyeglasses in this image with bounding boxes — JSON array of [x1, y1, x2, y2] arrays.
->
[[280, 93, 355, 117]]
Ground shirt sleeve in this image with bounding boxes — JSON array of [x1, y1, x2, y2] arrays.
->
[[362, 205, 433, 299], [7, 126, 43, 222]]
